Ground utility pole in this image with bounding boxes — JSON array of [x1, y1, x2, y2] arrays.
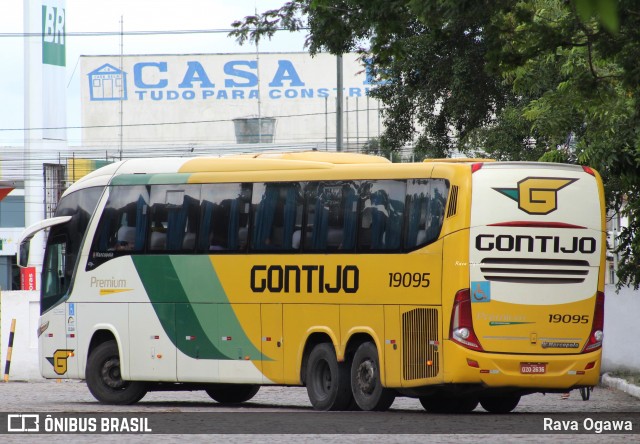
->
[[119, 16, 124, 160], [336, 54, 343, 151]]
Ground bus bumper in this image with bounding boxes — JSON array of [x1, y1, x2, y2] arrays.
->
[[443, 340, 602, 390]]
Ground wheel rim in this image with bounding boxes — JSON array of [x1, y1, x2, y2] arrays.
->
[[355, 359, 376, 395], [312, 359, 332, 398], [100, 357, 127, 390]]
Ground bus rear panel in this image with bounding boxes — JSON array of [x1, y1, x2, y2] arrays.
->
[[445, 162, 605, 392]]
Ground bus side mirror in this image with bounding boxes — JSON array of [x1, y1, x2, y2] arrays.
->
[[17, 215, 72, 268], [18, 238, 31, 268]]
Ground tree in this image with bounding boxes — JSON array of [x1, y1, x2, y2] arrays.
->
[[231, 0, 640, 289]]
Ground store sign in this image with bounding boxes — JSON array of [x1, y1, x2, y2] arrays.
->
[[42, 4, 66, 67], [81, 53, 383, 145], [20, 267, 37, 291], [86, 54, 373, 103]]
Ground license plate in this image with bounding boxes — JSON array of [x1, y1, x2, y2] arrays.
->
[[520, 362, 546, 374]]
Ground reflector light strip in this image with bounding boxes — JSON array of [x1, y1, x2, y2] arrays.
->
[[488, 221, 586, 229]]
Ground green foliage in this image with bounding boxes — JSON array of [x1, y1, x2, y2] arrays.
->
[[361, 138, 402, 163], [573, 0, 619, 33], [231, 0, 640, 289]]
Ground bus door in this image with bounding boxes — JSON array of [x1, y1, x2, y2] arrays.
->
[[260, 303, 283, 383], [176, 303, 219, 382], [129, 302, 177, 381], [39, 228, 75, 379], [39, 303, 69, 379], [217, 303, 263, 382]]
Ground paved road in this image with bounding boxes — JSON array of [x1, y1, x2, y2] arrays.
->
[[1, 380, 639, 442]]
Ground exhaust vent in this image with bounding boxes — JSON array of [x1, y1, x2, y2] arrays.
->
[[480, 258, 590, 284], [402, 308, 439, 380]]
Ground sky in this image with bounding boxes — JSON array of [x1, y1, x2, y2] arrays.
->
[[0, 0, 308, 146]]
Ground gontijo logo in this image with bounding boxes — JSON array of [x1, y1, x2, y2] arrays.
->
[[494, 177, 577, 215], [46, 349, 74, 375]]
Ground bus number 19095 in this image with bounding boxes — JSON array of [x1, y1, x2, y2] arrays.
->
[[388, 272, 430, 288]]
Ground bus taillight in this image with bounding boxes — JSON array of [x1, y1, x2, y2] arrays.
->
[[582, 291, 605, 353], [450, 289, 484, 352]]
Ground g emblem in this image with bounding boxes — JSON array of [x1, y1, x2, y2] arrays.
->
[[494, 177, 577, 215], [46, 349, 74, 375]]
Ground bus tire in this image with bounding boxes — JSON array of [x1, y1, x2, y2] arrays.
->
[[86, 340, 147, 405], [305, 343, 353, 411], [351, 342, 395, 411], [479, 394, 521, 413], [419, 395, 479, 413], [205, 384, 260, 404]]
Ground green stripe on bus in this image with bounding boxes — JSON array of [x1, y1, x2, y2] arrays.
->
[[132, 255, 267, 361], [170, 255, 228, 303], [132, 255, 226, 359], [170, 256, 267, 361], [111, 173, 191, 186]]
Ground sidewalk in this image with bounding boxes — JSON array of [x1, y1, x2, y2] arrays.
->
[[601, 373, 640, 399]]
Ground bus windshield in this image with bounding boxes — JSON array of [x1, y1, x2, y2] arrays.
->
[[41, 186, 104, 313]]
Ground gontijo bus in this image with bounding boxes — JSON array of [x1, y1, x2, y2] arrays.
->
[[19, 152, 606, 412]]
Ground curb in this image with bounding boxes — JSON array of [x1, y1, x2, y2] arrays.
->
[[602, 373, 640, 399]]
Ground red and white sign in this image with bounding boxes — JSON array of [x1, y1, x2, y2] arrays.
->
[[20, 267, 37, 290], [0, 187, 14, 202]]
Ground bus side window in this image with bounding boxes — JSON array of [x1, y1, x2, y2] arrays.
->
[[199, 183, 251, 252], [426, 179, 449, 241], [405, 179, 429, 249], [305, 183, 328, 250], [358, 180, 405, 251], [405, 179, 449, 249], [149, 185, 200, 252], [252, 182, 302, 251], [341, 184, 358, 251], [90, 185, 150, 260], [304, 182, 358, 252]]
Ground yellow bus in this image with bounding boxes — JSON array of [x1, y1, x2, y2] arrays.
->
[[19, 152, 606, 412]]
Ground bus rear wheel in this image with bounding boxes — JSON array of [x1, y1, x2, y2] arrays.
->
[[351, 342, 395, 411], [86, 340, 147, 405], [305, 343, 353, 411], [479, 394, 521, 413], [205, 384, 260, 404]]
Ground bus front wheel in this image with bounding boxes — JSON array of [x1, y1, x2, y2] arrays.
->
[[86, 340, 147, 405], [351, 342, 395, 411], [205, 384, 260, 404], [479, 394, 521, 413], [305, 343, 353, 411]]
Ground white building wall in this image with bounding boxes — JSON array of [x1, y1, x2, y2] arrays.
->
[[602, 284, 640, 371], [1, 290, 41, 380], [81, 53, 383, 148]]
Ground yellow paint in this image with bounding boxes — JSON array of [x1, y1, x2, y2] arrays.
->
[[52, 349, 74, 375], [99, 288, 133, 296], [517, 177, 575, 215]]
